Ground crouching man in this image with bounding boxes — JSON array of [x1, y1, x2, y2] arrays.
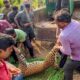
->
[[0, 37, 24, 80], [5, 28, 34, 58]]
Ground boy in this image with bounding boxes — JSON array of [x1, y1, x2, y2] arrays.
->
[[0, 37, 24, 80]]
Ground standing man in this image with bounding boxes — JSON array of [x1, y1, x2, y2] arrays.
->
[[15, 4, 35, 42], [20, 0, 31, 11], [55, 10, 80, 80], [5, 28, 35, 58], [2, 0, 12, 19], [8, 6, 18, 28]]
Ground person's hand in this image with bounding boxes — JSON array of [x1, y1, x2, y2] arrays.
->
[[9, 68, 21, 76], [24, 22, 32, 27], [54, 45, 60, 50], [56, 39, 61, 46], [13, 46, 21, 54]]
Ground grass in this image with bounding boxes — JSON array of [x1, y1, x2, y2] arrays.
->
[[26, 67, 59, 80], [10, 57, 64, 80]]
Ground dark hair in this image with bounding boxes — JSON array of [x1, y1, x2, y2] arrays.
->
[[5, 28, 15, 35], [55, 9, 71, 23], [12, 6, 18, 11], [25, 4, 30, 8], [0, 37, 15, 50], [3, 0, 9, 4]]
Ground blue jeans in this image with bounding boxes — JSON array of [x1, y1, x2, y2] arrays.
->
[[12, 74, 24, 80]]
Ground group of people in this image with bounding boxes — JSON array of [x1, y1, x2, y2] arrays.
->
[[0, 0, 80, 80], [0, 0, 36, 80]]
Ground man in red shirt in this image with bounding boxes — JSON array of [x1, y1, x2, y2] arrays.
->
[[0, 37, 24, 80]]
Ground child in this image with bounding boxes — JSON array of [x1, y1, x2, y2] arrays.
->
[[0, 37, 24, 80]]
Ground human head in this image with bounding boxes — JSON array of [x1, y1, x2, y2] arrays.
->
[[54, 9, 71, 29], [3, 0, 10, 8], [12, 6, 18, 12], [5, 28, 16, 38], [0, 37, 15, 59], [24, 0, 30, 4]]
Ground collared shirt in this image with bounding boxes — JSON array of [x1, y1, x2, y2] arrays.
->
[[0, 60, 11, 80], [0, 20, 12, 33], [59, 19, 80, 61]]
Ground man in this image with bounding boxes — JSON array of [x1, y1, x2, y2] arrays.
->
[[20, 0, 31, 11], [2, 0, 12, 19], [0, 37, 24, 80], [8, 6, 18, 28], [15, 4, 35, 42], [55, 10, 80, 80], [5, 28, 34, 58]]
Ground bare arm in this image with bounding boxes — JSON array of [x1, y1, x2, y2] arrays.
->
[[5, 61, 21, 74]]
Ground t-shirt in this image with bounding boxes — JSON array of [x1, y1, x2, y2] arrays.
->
[[15, 29, 27, 42], [8, 11, 18, 23], [0, 60, 11, 80], [15, 10, 31, 28]]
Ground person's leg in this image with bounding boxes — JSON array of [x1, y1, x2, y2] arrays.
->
[[56, 0, 62, 11], [63, 59, 80, 80], [28, 27, 35, 42], [61, 0, 69, 8], [58, 49, 67, 68], [23, 39, 34, 57], [12, 74, 24, 80], [11, 49, 18, 63]]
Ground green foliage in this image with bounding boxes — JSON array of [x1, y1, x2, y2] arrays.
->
[[26, 67, 64, 80], [10, 57, 64, 80], [48, 70, 64, 80], [0, 0, 4, 7]]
